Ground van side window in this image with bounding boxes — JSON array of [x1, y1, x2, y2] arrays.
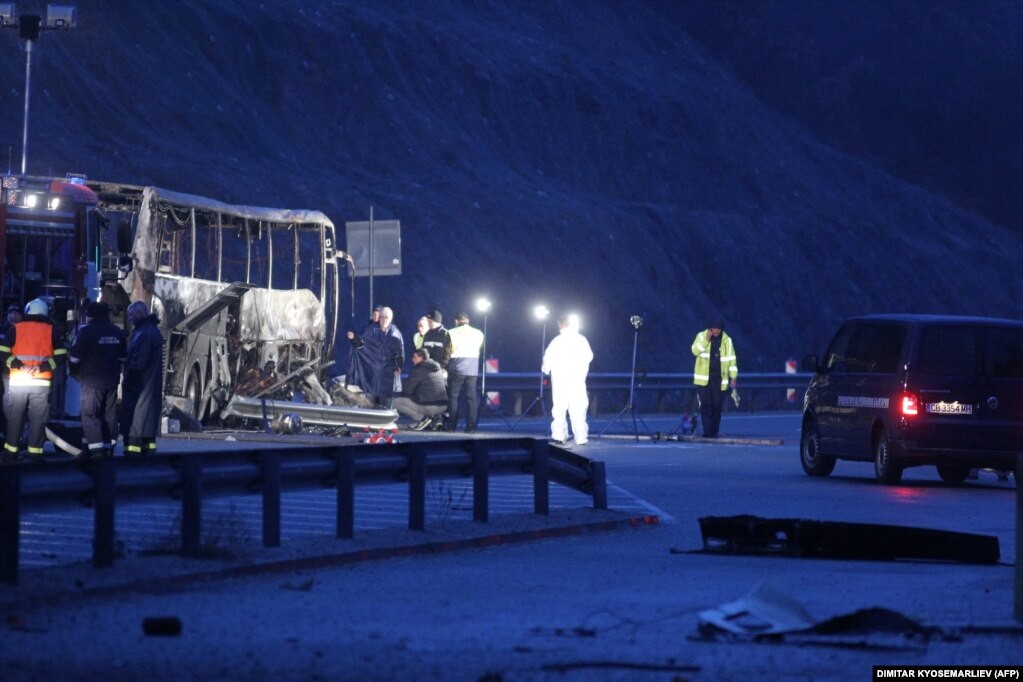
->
[[825, 323, 904, 374], [824, 325, 853, 373], [918, 326, 978, 377], [985, 328, 1023, 379], [848, 324, 905, 373]]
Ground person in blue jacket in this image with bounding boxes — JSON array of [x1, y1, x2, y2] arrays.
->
[[346, 306, 404, 408]]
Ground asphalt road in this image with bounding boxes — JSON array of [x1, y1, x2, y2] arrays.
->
[[2, 412, 1020, 681]]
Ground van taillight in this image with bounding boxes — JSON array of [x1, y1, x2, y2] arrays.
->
[[901, 392, 919, 416]]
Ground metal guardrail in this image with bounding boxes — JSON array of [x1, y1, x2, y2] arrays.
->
[[0, 437, 606, 585], [481, 371, 813, 414]]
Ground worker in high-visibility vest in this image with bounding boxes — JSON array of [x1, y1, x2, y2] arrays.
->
[[0, 298, 67, 462], [444, 312, 485, 432], [691, 317, 738, 438]]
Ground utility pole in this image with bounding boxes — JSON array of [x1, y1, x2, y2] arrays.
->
[[1, 4, 78, 175]]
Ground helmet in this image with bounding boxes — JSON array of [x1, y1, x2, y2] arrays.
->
[[24, 298, 48, 317]]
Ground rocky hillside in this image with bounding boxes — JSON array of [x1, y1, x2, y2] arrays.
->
[[1, 1, 1020, 374]]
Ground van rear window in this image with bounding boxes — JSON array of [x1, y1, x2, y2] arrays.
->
[[918, 327, 978, 377], [985, 327, 1023, 379]]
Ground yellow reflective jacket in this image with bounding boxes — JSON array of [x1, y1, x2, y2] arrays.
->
[[691, 330, 738, 389]]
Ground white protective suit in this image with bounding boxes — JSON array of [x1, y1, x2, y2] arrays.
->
[[541, 326, 594, 444]]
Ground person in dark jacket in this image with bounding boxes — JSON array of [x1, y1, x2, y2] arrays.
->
[[0, 298, 66, 461], [68, 302, 127, 459], [121, 301, 164, 455], [392, 349, 448, 429], [421, 309, 452, 367]]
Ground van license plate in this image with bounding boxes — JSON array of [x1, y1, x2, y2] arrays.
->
[[925, 401, 973, 415]]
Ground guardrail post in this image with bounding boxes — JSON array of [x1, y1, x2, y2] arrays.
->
[[93, 458, 116, 568], [0, 465, 20, 584], [532, 439, 549, 516], [472, 441, 489, 522], [408, 443, 427, 531], [591, 461, 607, 510], [1015, 454, 1022, 622], [181, 452, 202, 558], [262, 450, 281, 548], [337, 450, 354, 539]]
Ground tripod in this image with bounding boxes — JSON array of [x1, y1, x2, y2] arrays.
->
[[598, 324, 650, 441], [478, 309, 512, 427], [513, 319, 548, 429]]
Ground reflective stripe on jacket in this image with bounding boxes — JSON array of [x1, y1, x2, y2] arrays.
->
[[691, 330, 738, 389], [7, 319, 64, 388]]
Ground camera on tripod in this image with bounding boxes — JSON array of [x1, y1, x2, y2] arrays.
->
[[629, 315, 643, 330]]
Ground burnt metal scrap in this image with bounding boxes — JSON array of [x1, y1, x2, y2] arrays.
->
[[696, 581, 948, 650], [697, 515, 1000, 565]]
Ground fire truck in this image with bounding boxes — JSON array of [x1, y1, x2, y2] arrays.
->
[[0, 174, 100, 330], [1, 174, 392, 430]]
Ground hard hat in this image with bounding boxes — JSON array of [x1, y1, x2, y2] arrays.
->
[[24, 298, 48, 316]]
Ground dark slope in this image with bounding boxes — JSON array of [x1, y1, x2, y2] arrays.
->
[[1, 1, 1020, 373], [670, 0, 1023, 230]]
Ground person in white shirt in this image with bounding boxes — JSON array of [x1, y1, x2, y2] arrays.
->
[[541, 315, 593, 445]]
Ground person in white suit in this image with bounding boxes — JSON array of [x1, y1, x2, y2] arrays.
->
[[541, 315, 593, 445]]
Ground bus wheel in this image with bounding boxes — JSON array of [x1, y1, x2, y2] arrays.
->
[[185, 366, 203, 421]]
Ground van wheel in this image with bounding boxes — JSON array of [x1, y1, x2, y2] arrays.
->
[[873, 428, 903, 484], [936, 463, 970, 485], [800, 419, 835, 477]]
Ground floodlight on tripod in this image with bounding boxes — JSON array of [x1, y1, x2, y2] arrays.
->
[[475, 296, 509, 424], [512, 304, 550, 429], [598, 314, 650, 441]]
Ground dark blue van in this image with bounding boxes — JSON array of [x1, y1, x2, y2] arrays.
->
[[801, 315, 1023, 484]]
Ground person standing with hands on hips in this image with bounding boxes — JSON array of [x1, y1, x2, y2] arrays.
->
[[691, 317, 738, 438], [542, 315, 593, 446], [0, 298, 66, 462]]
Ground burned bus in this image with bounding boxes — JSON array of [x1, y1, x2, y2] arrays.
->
[[1, 174, 380, 428], [88, 181, 347, 423]]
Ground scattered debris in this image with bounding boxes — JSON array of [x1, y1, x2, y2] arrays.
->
[[697, 515, 1000, 564], [541, 660, 700, 676], [696, 581, 950, 650], [699, 580, 815, 636], [280, 578, 315, 592], [142, 616, 182, 637]]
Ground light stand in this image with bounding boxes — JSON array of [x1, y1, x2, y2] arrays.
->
[[479, 308, 488, 397], [598, 316, 650, 441], [513, 305, 549, 428], [2, 5, 78, 175], [476, 298, 511, 426]]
